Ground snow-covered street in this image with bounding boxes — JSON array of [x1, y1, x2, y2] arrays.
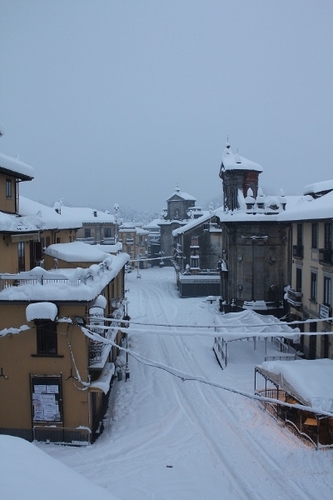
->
[[37, 266, 333, 499]]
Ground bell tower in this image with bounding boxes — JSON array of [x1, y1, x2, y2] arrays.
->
[[219, 142, 263, 212]]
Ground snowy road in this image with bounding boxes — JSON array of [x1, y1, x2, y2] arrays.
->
[[38, 267, 333, 500]]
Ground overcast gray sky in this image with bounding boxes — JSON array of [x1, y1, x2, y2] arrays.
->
[[0, 1, 332, 215]]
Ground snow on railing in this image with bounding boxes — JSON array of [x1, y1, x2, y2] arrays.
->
[[0, 258, 113, 291], [0, 274, 80, 290]]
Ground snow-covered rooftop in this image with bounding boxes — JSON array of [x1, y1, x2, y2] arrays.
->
[[143, 218, 164, 230], [19, 197, 82, 230], [95, 243, 123, 254], [278, 189, 333, 222], [166, 186, 196, 202], [214, 195, 300, 223], [20, 197, 117, 226], [220, 144, 263, 172], [172, 212, 215, 236], [303, 179, 333, 197], [60, 205, 116, 223], [0, 253, 129, 302], [0, 210, 44, 233], [44, 241, 110, 263], [0, 152, 34, 180]]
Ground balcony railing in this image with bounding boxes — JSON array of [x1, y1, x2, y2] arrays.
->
[[319, 248, 333, 265], [0, 273, 78, 291], [292, 245, 303, 259], [0, 260, 112, 292], [286, 288, 303, 307]]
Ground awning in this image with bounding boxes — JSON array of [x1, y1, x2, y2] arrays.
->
[[89, 363, 115, 394]]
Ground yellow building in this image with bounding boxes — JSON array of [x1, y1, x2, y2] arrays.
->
[[119, 222, 149, 268], [282, 181, 333, 359], [0, 151, 129, 444]]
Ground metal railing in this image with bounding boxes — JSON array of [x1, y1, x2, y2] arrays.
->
[[33, 425, 91, 445]]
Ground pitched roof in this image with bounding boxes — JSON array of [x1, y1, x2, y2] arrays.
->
[[166, 186, 196, 202], [0, 152, 34, 180], [220, 144, 263, 173]]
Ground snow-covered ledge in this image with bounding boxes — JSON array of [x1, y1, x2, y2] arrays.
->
[[26, 302, 58, 322]]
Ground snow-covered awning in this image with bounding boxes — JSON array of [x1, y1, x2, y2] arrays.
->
[[26, 302, 58, 322], [215, 309, 299, 341], [89, 362, 115, 393], [257, 358, 333, 413]]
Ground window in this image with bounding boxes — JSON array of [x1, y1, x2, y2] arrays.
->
[[310, 272, 317, 302], [30, 241, 42, 269], [297, 223, 303, 246], [36, 320, 57, 355], [190, 255, 200, 269], [6, 178, 12, 198], [324, 276, 332, 307], [296, 267, 302, 292], [324, 223, 332, 250], [18, 241, 25, 271], [104, 227, 111, 238], [191, 236, 199, 247], [311, 223, 318, 249], [85, 228, 91, 238]]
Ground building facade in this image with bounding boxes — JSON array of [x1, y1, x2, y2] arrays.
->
[[216, 143, 291, 315], [282, 181, 333, 359], [159, 186, 205, 263], [0, 148, 129, 444]]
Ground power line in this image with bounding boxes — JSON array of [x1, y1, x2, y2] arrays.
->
[[87, 315, 333, 330], [114, 341, 333, 418]]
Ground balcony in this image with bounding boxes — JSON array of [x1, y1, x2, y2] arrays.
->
[[292, 245, 303, 260], [286, 288, 303, 307], [319, 248, 333, 265]]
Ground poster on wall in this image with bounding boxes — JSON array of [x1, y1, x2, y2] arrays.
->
[[31, 375, 62, 423]]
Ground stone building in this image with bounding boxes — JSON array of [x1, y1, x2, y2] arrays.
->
[[159, 186, 204, 263], [172, 212, 222, 297], [216, 142, 292, 315]]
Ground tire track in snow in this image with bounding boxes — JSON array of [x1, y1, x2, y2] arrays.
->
[[130, 271, 317, 500], [131, 276, 258, 499]]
